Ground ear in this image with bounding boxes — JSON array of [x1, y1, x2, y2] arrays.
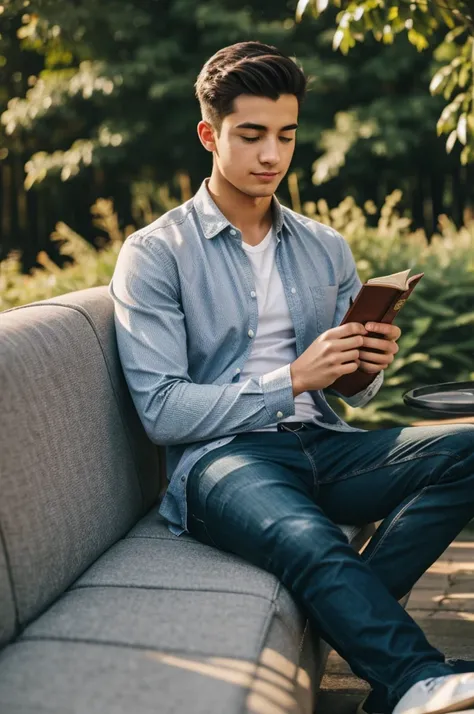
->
[[197, 120, 217, 153]]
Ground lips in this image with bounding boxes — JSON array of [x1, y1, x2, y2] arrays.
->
[[253, 172, 278, 177]]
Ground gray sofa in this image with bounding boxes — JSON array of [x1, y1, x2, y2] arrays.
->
[[0, 286, 375, 714]]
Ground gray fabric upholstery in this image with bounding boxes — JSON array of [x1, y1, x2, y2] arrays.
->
[[21, 286, 163, 509], [20, 587, 292, 657], [74, 532, 282, 597], [0, 640, 310, 714], [0, 508, 321, 713], [0, 543, 15, 648], [0, 288, 161, 632]]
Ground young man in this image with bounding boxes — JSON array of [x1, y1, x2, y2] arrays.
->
[[109, 41, 474, 714]]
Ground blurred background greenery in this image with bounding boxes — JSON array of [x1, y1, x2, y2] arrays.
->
[[2, 0, 474, 428]]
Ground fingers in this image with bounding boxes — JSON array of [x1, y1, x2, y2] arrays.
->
[[337, 334, 366, 351], [359, 361, 385, 374], [339, 360, 360, 374], [359, 351, 393, 365], [365, 322, 401, 341], [337, 349, 361, 364], [329, 322, 367, 339], [362, 336, 399, 354], [322, 327, 366, 352]]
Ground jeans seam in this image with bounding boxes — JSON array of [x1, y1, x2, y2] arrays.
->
[[363, 487, 428, 566], [319, 450, 462, 485], [291, 429, 319, 496]]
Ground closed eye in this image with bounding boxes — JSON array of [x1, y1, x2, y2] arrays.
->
[[241, 137, 294, 143]]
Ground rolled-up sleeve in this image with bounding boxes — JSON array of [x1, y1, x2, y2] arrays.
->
[[108, 235, 295, 446]]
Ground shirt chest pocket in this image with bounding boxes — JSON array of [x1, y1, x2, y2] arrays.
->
[[309, 285, 339, 335]]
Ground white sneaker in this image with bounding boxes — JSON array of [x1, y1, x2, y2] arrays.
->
[[393, 673, 474, 714]]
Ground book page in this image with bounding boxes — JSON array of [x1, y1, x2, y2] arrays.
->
[[366, 269, 411, 290]]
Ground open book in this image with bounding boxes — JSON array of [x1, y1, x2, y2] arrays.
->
[[330, 268, 424, 397], [366, 268, 421, 291]]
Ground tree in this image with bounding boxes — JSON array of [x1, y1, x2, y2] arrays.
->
[[296, 0, 474, 164], [1, 0, 473, 269]]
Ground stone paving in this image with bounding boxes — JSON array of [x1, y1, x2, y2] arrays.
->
[[316, 533, 474, 714]]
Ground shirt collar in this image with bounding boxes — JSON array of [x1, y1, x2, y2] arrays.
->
[[193, 178, 286, 240]]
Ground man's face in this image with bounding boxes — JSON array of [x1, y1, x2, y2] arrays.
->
[[203, 94, 298, 197]]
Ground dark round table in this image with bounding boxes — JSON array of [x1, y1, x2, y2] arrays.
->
[[403, 381, 474, 419]]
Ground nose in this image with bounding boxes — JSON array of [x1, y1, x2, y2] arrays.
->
[[258, 137, 280, 166]]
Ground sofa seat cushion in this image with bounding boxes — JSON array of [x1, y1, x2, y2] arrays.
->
[[74, 512, 291, 600], [0, 509, 321, 714], [0, 639, 310, 714], [19, 586, 301, 661]]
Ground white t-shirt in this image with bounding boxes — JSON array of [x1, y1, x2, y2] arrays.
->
[[239, 226, 323, 431]]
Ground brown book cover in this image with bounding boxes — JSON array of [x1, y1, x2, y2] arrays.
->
[[330, 269, 424, 397]]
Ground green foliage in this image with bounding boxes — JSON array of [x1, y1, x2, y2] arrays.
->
[[2, 187, 474, 429], [0, 181, 181, 309], [0, 199, 127, 309], [1, 0, 298, 188], [0, 2, 465, 201], [1, 0, 472, 261], [297, 0, 474, 162]]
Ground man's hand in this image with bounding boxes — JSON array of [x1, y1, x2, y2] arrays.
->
[[358, 322, 401, 375], [290, 322, 367, 397]]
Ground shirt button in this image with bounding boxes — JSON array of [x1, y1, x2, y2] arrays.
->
[[291, 287, 296, 294], [230, 229, 237, 236], [248, 329, 254, 338], [235, 367, 241, 373], [276, 411, 284, 419], [250, 291, 256, 298], [181, 476, 185, 482]]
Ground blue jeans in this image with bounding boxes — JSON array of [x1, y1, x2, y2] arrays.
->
[[186, 422, 474, 709]]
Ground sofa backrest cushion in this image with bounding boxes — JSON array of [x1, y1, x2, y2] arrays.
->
[[0, 286, 162, 640]]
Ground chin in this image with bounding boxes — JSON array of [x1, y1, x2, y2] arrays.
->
[[242, 184, 275, 197]]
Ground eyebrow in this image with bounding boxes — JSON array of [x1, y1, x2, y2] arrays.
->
[[235, 122, 298, 131]]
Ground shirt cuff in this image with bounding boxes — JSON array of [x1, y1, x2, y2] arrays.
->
[[260, 363, 295, 422], [338, 370, 384, 408]]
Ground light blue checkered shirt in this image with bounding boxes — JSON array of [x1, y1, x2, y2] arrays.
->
[[108, 179, 383, 535]]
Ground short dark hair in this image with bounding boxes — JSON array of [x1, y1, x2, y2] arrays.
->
[[195, 41, 307, 131]]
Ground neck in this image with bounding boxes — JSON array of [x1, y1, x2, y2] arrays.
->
[[206, 171, 274, 236]]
